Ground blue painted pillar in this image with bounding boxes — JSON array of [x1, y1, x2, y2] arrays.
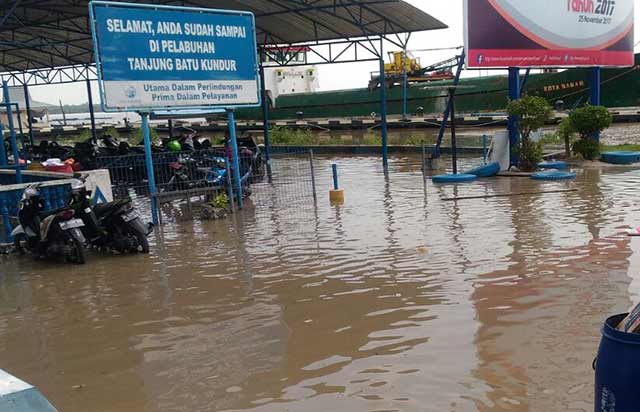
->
[[3, 81, 22, 183], [402, 50, 408, 119], [590, 67, 601, 106], [259, 63, 273, 183], [86, 79, 98, 142], [23, 83, 35, 146], [379, 40, 389, 170], [226, 109, 243, 208], [508, 67, 521, 166], [0, 122, 7, 166], [589, 67, 602, 142], [141, 113, 159, 225]]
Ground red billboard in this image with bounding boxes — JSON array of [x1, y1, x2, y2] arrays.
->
[[464, 0, 635, 68]]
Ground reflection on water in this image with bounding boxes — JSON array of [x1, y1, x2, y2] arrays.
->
[[2, 156, 640, 412]]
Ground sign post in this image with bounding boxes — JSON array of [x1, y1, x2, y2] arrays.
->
[[89, 2, 260, 220]]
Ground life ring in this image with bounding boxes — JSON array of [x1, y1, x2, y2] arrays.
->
[[531, 170, 576, 181], [538, 161, 568, 170], [601, 152, 640, 165], [432, 174, 477, 184], [464, 162, 500, 177]]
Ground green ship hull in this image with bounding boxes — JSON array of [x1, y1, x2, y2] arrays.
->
[[232, 54, 640, 121]]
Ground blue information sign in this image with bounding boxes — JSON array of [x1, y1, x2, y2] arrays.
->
[[89, 2, 260, 112]]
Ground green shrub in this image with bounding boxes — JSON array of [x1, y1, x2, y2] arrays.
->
[[569, 105, 612, 139], [269, 127, 314, 145], [132, 126, 160, 142], [212, 193, 228, 209], [507, 96, 552, 171], [572, 138, 600, 160]]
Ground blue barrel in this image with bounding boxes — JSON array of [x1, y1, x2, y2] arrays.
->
[[595, 313, 640, 411]]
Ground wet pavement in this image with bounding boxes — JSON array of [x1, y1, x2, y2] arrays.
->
[[2, 155, 640, 412]]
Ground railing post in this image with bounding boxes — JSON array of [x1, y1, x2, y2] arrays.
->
[[309, 149, 317, 204]]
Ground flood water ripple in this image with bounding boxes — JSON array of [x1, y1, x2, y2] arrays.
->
[[2, 155, 640, 412]]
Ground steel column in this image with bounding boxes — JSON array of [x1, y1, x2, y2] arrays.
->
[[508, 67, 521, 166], [86, 79, 97, 142], [2, 81, 22, 183], [379, 40, 389, 170], [141, 113, 158, 225], [0, 122, 6, 166], [402, 50, 408, 119], [259, 63, 273, 183], [590, 67, 602, 106], [449, 88, 458, 175], [23, 84, 34, 146]]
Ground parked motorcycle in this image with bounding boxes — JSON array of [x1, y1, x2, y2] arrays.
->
[[163, 154, 224, 190], [12, 185, 86, 264], [68, 179, 151, 254]]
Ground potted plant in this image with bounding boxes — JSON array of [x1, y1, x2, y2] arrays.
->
[[507, 96, 552, 172]]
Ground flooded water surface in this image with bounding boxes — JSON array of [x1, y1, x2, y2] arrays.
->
[[2, 155, 640, 412]]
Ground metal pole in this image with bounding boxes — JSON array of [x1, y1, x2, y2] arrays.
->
[[141, 113, 159, 225], [3, 81, 22, 183], [86, 79, 97, 142], [590, 67, 602, 143], [508, 67, 521, 167], [168, 119, 174, 139], [23, 84, 34, 146], [379, 40, 389, 170], [482, 134, 488, 164], [449, 87, 458, 175], [225, 153, 235, 212], [434, 52, 466, 158], [259, 63, 273, 183], [421, 140, 427, 183], [309, 149, 317, 204], [226, 109, 243, 208], [402, 50, 408, 120], [332, 163, 339, 190], [0, 122, 7, 166]]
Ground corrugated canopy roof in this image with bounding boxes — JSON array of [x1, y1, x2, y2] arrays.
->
[[0, 0, 447, 73]]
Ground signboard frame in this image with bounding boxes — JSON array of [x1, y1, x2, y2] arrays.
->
[[463, 0, 635, 69], [89, 1, 261, 113]]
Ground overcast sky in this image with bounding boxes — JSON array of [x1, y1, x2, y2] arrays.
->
[[26, 0, 640, 106]]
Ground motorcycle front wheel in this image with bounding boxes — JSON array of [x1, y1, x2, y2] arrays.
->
[[127, 218, 150, 254], [13, 234, 28, 255], [65, 233, 86, 264]]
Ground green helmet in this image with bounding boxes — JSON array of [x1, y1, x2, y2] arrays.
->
[[167, 140, 182, 152]]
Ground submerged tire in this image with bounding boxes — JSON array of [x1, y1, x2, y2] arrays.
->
[[432, 174, 477, 184], [538, 161, 568, 170], [531, 170, 576, 181], [464, 162, 500, 177], [601, 152, 640, 165], [134, 231, 150, 254], [66, 236, 86, 265], [13, 234, 27, 255]]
